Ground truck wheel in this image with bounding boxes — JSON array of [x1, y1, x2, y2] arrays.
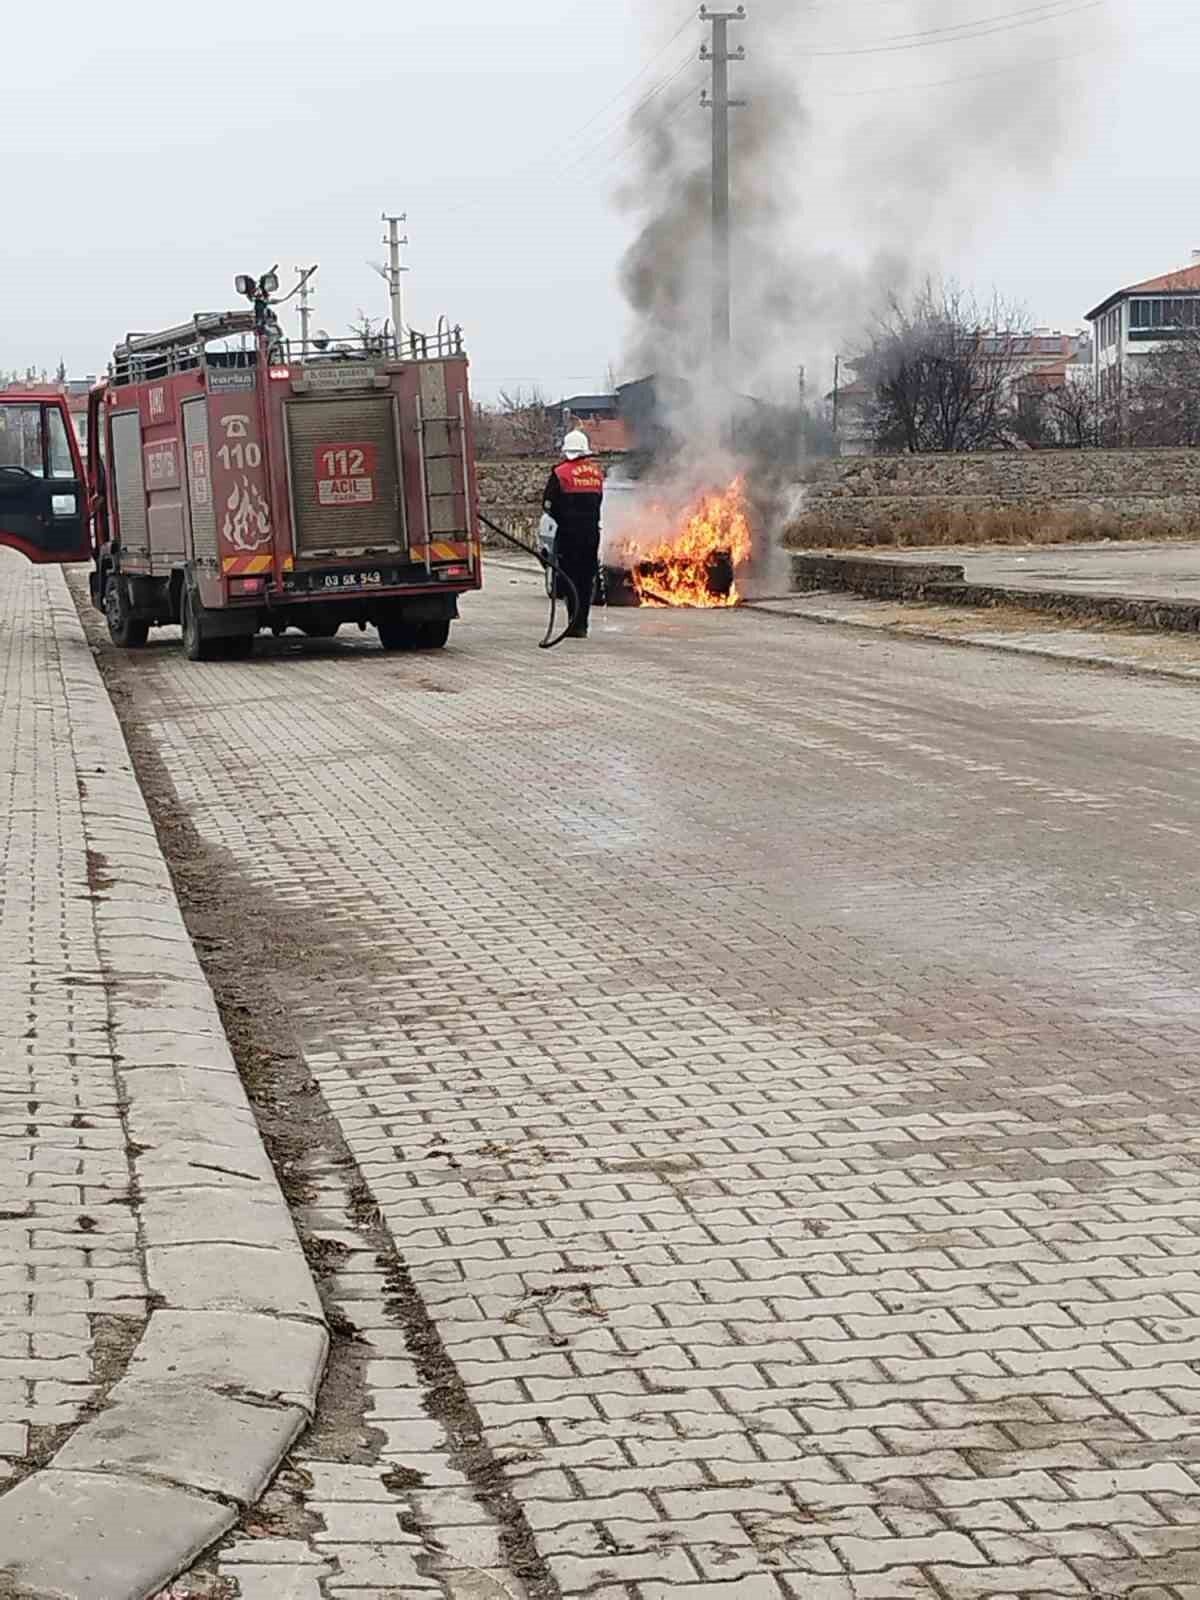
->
[[414, 620, 451, 650], [181, 586, 221, 663], [301, 622, 340, 639], [377, 614, 416, 652], [104, 577, 149, 649]]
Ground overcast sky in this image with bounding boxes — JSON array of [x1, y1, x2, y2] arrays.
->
[[2, 0, 1195, 401]]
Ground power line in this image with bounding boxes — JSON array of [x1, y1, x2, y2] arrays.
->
[[435, 35, 702, 219], [800, 3, 1199, 99], [589, 78, 705, 179], [556, 55, 704, 179], [812, 35, 1109, 97], [789, 0, 1105, 57], [561, 6, 701, 147], [808, 0, 1102, 49]]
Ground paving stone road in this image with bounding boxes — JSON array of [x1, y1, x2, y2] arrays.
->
[[100, 569, 1200, 1597]]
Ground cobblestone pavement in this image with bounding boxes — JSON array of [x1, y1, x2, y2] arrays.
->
[[104, 570, 1200, 1597], [0, 557, 146, 1481]]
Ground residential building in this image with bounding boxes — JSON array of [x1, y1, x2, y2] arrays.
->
[[1085, 256, 1200, 403], [614, 375, 768, 457], [556, 393, 629, 453], [999, 330, 1093, 394], [831, 331, 1092, 455]]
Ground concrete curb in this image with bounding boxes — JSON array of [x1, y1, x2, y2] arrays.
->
[[0, 570, 328, 1600], [791, 551, 1200, 633], [749, 597, 1200, 686]]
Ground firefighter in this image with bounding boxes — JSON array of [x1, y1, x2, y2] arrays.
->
[[543, 429, 605, 639]]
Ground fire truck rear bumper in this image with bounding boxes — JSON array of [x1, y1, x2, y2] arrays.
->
[[273, 562, 479, 602]]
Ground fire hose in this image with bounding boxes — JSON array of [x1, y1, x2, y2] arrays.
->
[[477, 513, 581, 651]]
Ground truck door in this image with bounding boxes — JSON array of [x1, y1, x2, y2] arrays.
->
[[0, 394, 91, 563]]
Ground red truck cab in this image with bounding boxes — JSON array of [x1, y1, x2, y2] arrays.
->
[[0, 390, 91, 565]]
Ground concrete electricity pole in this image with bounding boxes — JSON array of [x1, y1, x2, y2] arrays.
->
[[701, 5, 746, 411], [381, 214, 409, 348]]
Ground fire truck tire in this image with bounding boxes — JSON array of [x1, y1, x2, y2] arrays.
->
[[414, 620, 451, 650], [181, 586, 222, 663], [377, 615, 451, 652], [376, 615, 416, 651], [104, 577, 150, 650]]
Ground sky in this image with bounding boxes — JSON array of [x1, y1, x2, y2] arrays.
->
[[1, 0, 1196, 402]]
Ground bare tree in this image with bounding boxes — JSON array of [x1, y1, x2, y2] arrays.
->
[[1013, 378, 1101, 449], [1042, 380, 1101, 448], [348, 311, 387, 356], [854, 280, 1031, 453], [1124, 331, 1200, 447], [472, 386, 560, 458]]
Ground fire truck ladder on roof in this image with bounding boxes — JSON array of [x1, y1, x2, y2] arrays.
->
[[112, 311, 259, 384]]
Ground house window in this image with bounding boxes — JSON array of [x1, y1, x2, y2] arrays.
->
[[1128, 296, 1200, 338]]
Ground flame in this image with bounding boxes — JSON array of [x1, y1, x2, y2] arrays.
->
[[624, 478, 752, 608]]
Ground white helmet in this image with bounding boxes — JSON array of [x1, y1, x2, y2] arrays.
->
[[562, 429, 591, 459]]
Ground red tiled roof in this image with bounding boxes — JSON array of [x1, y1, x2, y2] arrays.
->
[[1127, 263, 1200, 295], [1087, 263, 1200, 322]]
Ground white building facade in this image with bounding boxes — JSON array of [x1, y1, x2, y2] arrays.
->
[[1086, 257, 1200, 403]]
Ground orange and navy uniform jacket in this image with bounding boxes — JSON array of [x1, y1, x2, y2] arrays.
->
[[543, 456, 605, 544]]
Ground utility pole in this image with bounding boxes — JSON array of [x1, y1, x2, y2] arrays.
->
[[381, 213, 409, 349], [832, 354, 842, 441], [701, 5, 746, 415], [296, 266, 314, 357]]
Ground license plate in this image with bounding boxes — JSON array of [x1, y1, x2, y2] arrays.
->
[[318, 570, 382, 590], [284, 568, 398, 593]]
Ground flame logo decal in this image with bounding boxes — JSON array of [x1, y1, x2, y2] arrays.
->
[[222, 476, 272, 551]]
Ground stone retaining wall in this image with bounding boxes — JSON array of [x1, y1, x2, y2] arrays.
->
[[787, 449, 1200, 549], [476, 458, 556, 540]]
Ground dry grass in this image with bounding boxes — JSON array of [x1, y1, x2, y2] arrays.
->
[[785, 503, 1200, 551]]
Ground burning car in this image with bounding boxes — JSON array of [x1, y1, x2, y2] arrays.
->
[[600, 475, 752, 608]]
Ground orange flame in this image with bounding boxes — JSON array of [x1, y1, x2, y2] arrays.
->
[[625, 478, 752, 609]]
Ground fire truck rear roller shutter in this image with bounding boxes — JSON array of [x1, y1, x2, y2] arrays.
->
[[285, 396, 406, 559], [111, 411, 149, 563]]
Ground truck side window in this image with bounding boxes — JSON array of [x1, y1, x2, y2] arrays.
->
[[0, 404, 44, 476], [46, 407, 76, 478]]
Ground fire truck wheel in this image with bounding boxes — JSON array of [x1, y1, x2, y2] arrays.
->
[[104, 577, 150, 649], [414, 620, 451, 650], [376, 614, 417, 651], [181, 586, 222, 663]]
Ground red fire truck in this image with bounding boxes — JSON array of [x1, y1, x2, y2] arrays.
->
[[0, 272, 482, 659]]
